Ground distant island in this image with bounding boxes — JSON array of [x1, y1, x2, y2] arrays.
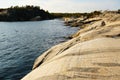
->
[[0, 5, 54, 21]]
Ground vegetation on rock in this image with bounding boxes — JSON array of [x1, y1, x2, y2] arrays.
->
[[52, 11, 102, 18]]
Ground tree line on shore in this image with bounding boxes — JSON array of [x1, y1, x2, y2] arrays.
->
[[52, 11, 102, 18], [52, 9, 120, 18], [0, 5, 54, 21], [0, 5, 119, 21]]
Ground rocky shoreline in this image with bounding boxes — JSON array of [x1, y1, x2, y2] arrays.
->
[[22, 11, 120, 80]]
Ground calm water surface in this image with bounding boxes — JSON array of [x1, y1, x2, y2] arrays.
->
[[0, 19, 78, 80]]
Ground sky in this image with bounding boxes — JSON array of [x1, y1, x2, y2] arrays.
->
[[0, 0, 120, 13]]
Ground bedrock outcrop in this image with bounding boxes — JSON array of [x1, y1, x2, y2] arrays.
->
[[22, 11, 120, 80]]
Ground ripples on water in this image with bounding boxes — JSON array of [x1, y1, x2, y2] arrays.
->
[[0, 19, 78, 80]]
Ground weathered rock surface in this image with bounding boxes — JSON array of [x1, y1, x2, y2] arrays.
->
[[22, 12, 120, 80], [30, 16, 41, 21]]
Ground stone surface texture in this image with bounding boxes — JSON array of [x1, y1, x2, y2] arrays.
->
[[22, 11, 120, 80]]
